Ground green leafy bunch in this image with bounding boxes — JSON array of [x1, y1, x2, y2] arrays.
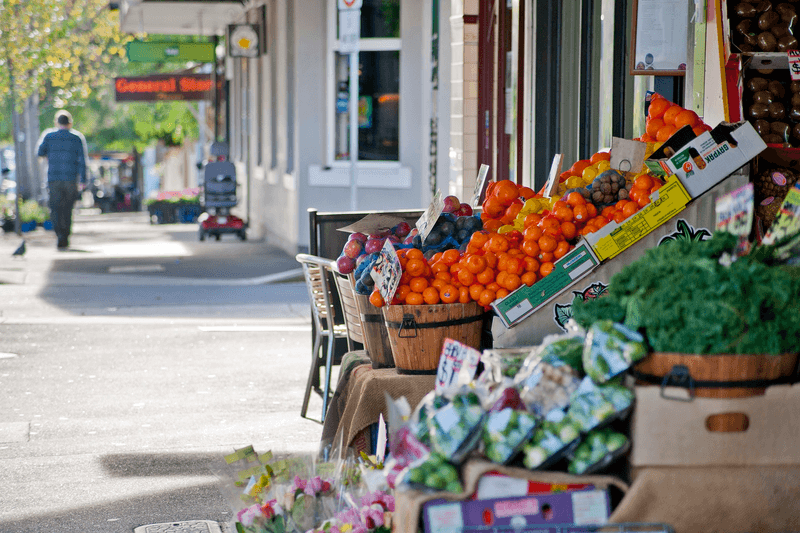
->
[[572, 232, 800, 355]]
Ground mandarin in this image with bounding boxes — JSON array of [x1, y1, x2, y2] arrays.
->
[[469, 283, 485, 301], [369, 290, 386, 307], [439, 285, 458, 304], [478, 289, 496, 307], [539, 261, 555, 277], [648, 97, 671, 120], [422, 287, 440, 304], [662, 105, 683, 126], [521, 271, 538, 286]]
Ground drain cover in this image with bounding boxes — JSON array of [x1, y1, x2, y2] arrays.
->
[[133, 520, 223, 533]]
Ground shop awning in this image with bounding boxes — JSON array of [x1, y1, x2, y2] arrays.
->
[[118, 0, 246, 36]]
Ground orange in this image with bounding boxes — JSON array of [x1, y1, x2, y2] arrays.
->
[[485, 282, 501, 293], [484, 252, 498, 269], [395, 284, 411, 303], [538, 234, 557, 253], [648, 97, 671, 120], [431, 278, 446, 291], [628, 188, 646, 204], [524, 213, 543, 228], [539, 261, 555, 278], [431, 261, 448, 275], [405, 258, 426, 277], [521, 239, 540, 258], [521, 271, 538, 286], [405, 248, 424, 261], [457, 268, 475, 286], [437, 285, 456, 304], [506, 257, 524, 276], [601, 206, 616, 219], [423, 286, 441, 305], [633, 174, 654, 190], [559, 171, 574, 182], [651, 181, 663, 193], [673, 109, 699, 130], [439, 248, 458, 265], [639, 133, 655, 142], [523, 257, 540, 273], [469, 231, 490, 249], [496, 253, 510, 273], [566, 192, 587, 207], [478, 289, 497, 307], [495, 270, 509, 288], [469, 283, 485, 301], [585, 203, 597, 218], [656, 124, 677, 142], [476, 267, 495, 285], [539, 216, 561, 233], [553, 240, 571, 259], [409, 276, 429, 293], [487, 234, 510, 253], [538, 251, 555, 263], [464, 254, 486, 274], [590, 151, 611, 164], [692, 124, 709, 136], [636, 195, 651, 208], [570, 159, 592, 176], [502, 273, 522, 291], [645, 118, 664, 138], [523, 225, 544, 242], [503, 203, 523, 224], [554, 205, 574, 223], [622, 201, 639, 218], [434, 270, 452, 283], [458, 285, 471, 304], [594, 215, 609, 228], [613, 211, 626, 224], [369, 290, 386, 307], [573, 204, 589, 223], [496, 288, 510, 299], [483, 219, 504, 233], [662, 104, 683, 126], [482, 196, 505, 218], [494, 180, 521, 206]]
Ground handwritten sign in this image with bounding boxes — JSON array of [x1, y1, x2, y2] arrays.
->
[[370, 239, 402, 303], [435, 338, 481, 393], [471, 164, 491, 207], [415, 190, 444, 244], [715, 183, 753, 236], [543, 154, 564, 199], [789, 50, 800, 81]]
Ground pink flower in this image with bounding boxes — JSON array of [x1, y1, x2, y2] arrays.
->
[[361, 506, 385, 530], [236, 504, 262, 527], [292, 475, 307, 493], [260, 499, 278, 520]]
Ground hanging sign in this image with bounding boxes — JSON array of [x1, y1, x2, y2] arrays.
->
[[114, 74, 213, 102], [788, 50, 800, 81], [228, 24, 260, 57], [339, 9, 361, 54]]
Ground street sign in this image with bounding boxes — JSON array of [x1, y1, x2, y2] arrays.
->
[[126, 41, 215, 63], [115, 74, 214, 102], [339, 9, 361, 54]]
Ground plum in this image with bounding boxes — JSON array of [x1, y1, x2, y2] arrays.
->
[[393, 221, 411, 238]]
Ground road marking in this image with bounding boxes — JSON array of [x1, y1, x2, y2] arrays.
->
[[108, 264, 165, 274], [197, 325, 311, 332], [0, 352, 19, 359]]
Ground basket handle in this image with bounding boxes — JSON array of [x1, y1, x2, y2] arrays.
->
[[660, 365, 695, 402], [398, 314, 418, 338]]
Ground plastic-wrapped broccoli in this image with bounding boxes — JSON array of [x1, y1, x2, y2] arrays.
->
[[567, 377, 634, 433], [582, 320, 647, 383], [403, 451, 463, 493], [539, 336, 585, 373], [481, 408, 539, 465], [521, 410, 581, 470], [428, 390, 486, 463], [513, 358, 581, 417], [478, 347, 535, 385], [568, 428, 629, 475], [408, 391, 448, 448]]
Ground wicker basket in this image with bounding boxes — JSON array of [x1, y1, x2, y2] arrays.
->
[[382, 302, 484, 374], [632, 352, 800, 399]]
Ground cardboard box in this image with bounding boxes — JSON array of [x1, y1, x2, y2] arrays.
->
[[491, 241, 600, 328], [645, 121, 765, 198], [423, 489, 610, 533], [630, 384, 800, 468], [585, 175, 691, 261]]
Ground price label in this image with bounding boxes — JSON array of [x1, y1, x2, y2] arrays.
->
[[543, 154, 564, 198], [715, 182, 754, 236], [763, 183, 800, 245], [370, 239, 402, 303], [435, 338, 481, 393], [471, 164, 491, 207], [415, 190, 444, 244], [789, 50, 800, 81]]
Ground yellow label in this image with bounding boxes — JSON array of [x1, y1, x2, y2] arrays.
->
[[588, 175, 691, 261]]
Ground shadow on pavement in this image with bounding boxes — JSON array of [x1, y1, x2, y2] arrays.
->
[[99, 452, 223, 478]]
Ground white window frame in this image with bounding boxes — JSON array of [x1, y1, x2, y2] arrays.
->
[[325, 1, 402, 168]]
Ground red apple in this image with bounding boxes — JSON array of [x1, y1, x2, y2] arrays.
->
[[336, 255, 356, 274], [393, 221, 411, 238], [442, 195, 461, 213], [365, 237, 385, 254], [343, 239, 365, 259], [349, 232, 368, 243], [456, 203, 474, 216]]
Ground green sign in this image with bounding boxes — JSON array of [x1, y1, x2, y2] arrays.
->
[[126, 41, 215, 63]]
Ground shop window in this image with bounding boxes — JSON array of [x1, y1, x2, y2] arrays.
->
[[332, 0, 401, 163]]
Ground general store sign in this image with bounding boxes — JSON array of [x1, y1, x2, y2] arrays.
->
[[114, 74, 213, 102]]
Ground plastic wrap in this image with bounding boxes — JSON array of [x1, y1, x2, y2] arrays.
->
[[582, 320, 647, 384]]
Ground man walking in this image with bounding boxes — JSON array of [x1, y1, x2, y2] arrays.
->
[[37, 110, 89, 250]]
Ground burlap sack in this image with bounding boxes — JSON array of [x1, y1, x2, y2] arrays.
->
[[609, 466, 800, 533]]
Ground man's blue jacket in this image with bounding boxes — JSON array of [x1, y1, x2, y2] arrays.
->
[[37, 128, 88, 184]]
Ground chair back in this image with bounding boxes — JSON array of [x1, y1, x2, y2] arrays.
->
[[296, 254, 337, 332], [331, 270, 365, 346]]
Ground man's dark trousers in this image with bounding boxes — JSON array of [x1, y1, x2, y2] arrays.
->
[[48, 180, 78, 248]]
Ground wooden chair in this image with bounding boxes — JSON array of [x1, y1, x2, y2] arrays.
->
[[296, 254, 351, 421]]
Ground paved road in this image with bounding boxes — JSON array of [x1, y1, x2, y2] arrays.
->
[[0, 212, 326, 533]]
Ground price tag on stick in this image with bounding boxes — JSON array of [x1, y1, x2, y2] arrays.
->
[[471, 164, 491, 207], [788, 50, 800, 81], [370, 239, 402, 303], [715, 183, 754, 256], [543, 154, 564, 198], [435, 338, 481, 393], [415, 190, 444, 244]]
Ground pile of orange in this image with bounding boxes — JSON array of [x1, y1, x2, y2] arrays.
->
[[638, 93, 711, 143], [577, 174, 665, 235], [481, 179, 538, 232], [556, 151, 611, 185]]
